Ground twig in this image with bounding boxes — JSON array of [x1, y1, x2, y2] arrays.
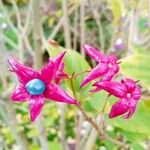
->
[[58, 104, 68, 150], [32, 0, 49, 150], [73, 9, 79, 50], [80, 0, 86, 57], [62, 0, 71, 49], [69, 74, 126, 147], [10, 0, 22, 30], [47, 4, 78, 42], [0, 1, 18, 34], [90, 0, 105, 50]]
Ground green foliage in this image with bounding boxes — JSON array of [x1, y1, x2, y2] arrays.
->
[[106, 101, 150, 139], [47, 44, 112, 116], [120, 51, 150, 90]]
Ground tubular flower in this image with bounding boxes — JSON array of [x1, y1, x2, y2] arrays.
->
[[80, 44, 119, 89], [94, 78, 141, 119], [8, 52, 77, 122]]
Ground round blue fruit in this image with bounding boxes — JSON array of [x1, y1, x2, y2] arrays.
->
[[25, 79, 45, 95]]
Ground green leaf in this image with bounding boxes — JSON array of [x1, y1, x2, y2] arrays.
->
[[47, 44, 111, 114], [120, 53, 150, 90], [120, 130, 147, 142], [47, 44, 91, 100], [82, 91, 115, 114], [106, 101, 150, 136]]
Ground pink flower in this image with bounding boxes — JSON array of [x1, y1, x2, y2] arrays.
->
[[80, 44, 119, 89], [94, 78, 141, 118], [51, 59, 68, 84], [8, 52, 77, 122]]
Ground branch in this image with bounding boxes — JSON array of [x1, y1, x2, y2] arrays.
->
[[69, 74, 126, 148], [62, 0, 71, 49], [80, 0, 86, 57], [90, 0, 105, 50], [0, 1, 18, 34], [10, 0, 22, 30], [32, 0, 49, 150], [73, 9, 79, 50]]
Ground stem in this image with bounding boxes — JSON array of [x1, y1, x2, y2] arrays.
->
[[90, 0, 105, 50], [80, 0, 86, 57], [62, 0, 71, 49], [33, 0, 43, 69], [73, 9, 78, 50], [73, 70, 90, 78], [69, 74, 126, 147], [32, 0, 49, 150], [70, 74, 103, 139], [59, 104, 68, 150], [99, 94, 110, 124]]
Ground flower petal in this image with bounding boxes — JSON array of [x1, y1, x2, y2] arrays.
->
[[109, 98, 129, 118], [132, 87, 141, 100], [29, 96, 44, 122], [44, 84, 77, 105], [122, 99, 137, 119], [83, 44, 106, 62], [8, 59, 37, 84], [80, 63, 108, 87], [39, 60, 55, 83], [102, 69, 115, 81], [93, 81, 126, 98], [121, 78, 136, 92], [108, 54, 117, 64], [55, 62, 68, 84], [52, 52, 66, 70], [11, 84, 28, 102], [39, 52, 66, 83], [123, 105, 136, 119]]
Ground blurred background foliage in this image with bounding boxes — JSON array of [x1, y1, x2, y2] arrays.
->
[[0, 0, 150, 150]]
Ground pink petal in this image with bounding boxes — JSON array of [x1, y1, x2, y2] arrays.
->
[[122, 99, 137, 119], [55, 62, 68, 84], [8, 59, 37, 84], [121, 78, 136, 92], [93, 81, 126, 98], [11, 84, 28, 102], [39, 60, 55, 83], [109, 98, 129, 118], [112, 64, 119, 73], [39, 52, 66, 83], [80, 63, 108, 87], [44, 84, 77, 105], [132, 87, 141, 100], [55, 73, 68, 84], [52, 52, 66, 69], [83, 44, 106, 62], [102, 69, 115, 81], [90, 69, 115, 92], [29, 96, 44, 122], [108, 54, 117, 64], [122, 105, 136, 119]]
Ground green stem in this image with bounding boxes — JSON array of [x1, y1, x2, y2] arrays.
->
[[69, 74, 126, 147]]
